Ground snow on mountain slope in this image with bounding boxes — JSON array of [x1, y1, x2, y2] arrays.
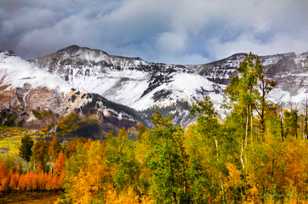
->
[[29, 45, 308, 120], [132, 72, 224, 111], [198, 52, 308, 107], [268, 87, 308, 105], [0, 50, 147, 130], [69, 69, 150, 108], [3, 45, 308, 126], [0, 51, 70, 92], [33, 45, 224, 112], [71, 69, 223, 111]]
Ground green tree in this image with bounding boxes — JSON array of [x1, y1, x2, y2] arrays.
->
[[255, 57, 276, 141], [226, 54, 275, 143], [105, 129, 141, 192], [188, 97, 241, 202], [284, 108, 299, 139], [146, 113, 188, 203], [191, 96, 221, 160], [226, 54, 259, 147], [48, 134, 62, 161], [57, 113, 81, 136], [32, 138, 48, 170], [19, 134, 34, 162]]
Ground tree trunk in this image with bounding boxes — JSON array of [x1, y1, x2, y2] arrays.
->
[[245, 106, 249, 148], [260, 78, 266, 142], [280, 106, 284, 141], [250, 104, 253, 144]]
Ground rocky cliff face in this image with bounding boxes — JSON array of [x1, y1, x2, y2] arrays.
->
[[0, 84, 144, 132]]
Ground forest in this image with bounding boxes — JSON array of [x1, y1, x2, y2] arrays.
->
[[0, 54, 307, 203]]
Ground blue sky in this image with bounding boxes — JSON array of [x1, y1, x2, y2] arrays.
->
[[1, 0, 308, 64]]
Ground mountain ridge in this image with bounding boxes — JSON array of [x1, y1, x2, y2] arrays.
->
[[1, 45, 308, 126]]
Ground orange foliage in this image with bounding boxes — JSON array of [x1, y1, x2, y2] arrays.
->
[[8, 172, 19, 190], [0, 161, 9, 192], [53, 152, 65, 176], [0, 158, 65, 192]]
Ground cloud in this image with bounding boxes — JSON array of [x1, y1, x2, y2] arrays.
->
[[0, 0, 308, 63], [210, 32, 308, 59], [156, 32, 187, 54]]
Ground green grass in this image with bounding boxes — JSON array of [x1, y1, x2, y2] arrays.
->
[[0, 126, 41, 158], [0, 126, 32, 138], [0, 136, 21, 157]]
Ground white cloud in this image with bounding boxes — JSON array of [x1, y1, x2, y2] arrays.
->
[[210, 32, 308, 59], [156, 32, 187, 54], [1, 0, 308, 63]]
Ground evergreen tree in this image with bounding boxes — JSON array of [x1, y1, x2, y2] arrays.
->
[[32, 138, 48, 170], [19, 134, 34, 162], [284, 108, 299, 138]]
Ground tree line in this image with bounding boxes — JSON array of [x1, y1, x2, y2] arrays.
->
[[58, 54, 307, 203], [0, 54, 307, 203]]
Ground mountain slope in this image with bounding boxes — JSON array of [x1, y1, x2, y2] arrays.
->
[[32, 45, 224, 113], [2, 45, 308, 126], [197, 52, 308, 104], [0, 50, 146, 132], [0, 51, 69, 92], [33, 45, 308, 116]]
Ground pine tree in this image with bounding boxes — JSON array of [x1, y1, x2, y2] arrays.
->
[[32, 138, 48, 170], [284, 108, 299, 138], [19, 134, 34, 162]]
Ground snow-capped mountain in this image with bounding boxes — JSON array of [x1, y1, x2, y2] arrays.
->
[[32, 45, 224, 113], [198, 52, 308, 104], [32, 45, 308, 118], [1, 45, 308, 126], [0, 50, 146, 131]]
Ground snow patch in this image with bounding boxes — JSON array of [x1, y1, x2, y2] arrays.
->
[[0, 53, 70, 92]]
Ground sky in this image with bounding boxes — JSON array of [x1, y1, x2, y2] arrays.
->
[[1, 0, 308, 64]]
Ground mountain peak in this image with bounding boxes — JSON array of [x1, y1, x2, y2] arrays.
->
[[34, 45, 148, 72], [56, 45, 110, 56], [55, 45, 146, 62], [56, 44, 81, 53]]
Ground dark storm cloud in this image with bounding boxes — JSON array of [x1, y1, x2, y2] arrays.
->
[[1, 0, 308, 64]]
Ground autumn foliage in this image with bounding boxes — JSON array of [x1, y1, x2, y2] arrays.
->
[[0, 55, 308, 203], [0, 152, 64, 192]]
